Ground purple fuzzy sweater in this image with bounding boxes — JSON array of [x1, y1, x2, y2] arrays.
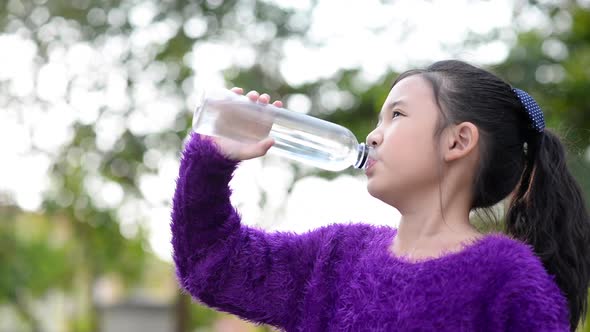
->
[[170, 133, 570, 331]]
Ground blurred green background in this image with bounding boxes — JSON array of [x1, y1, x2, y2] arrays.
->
[[1, 0, 589, 331]]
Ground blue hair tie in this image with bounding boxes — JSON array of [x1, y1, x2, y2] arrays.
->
[[512, 88, 545, 133]]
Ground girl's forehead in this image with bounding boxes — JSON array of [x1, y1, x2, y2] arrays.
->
[[387, 75, 435, 105], [383, 76, 442, 120]]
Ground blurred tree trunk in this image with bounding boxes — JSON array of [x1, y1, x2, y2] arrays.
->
[[175, 290, 190, 332], [14, 293, 40, 332]]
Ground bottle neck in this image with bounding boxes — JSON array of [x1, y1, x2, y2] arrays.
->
[[353, 143, 370, 169]]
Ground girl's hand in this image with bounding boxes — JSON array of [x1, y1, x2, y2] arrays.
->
[[210, 87, 283, 161]]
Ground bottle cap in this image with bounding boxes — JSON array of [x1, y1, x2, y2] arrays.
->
[[354, 143, 370, 169]]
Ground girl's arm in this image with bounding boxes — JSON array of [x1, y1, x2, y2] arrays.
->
[[170, 133, 339, 328]]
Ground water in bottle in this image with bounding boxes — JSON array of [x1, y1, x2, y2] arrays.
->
[[192, 88, 371, 172]]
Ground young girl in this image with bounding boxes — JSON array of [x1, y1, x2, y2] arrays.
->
[[170, 60, 590, 331]]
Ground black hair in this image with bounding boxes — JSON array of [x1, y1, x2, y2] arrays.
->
[[392, 60, 590, 331]]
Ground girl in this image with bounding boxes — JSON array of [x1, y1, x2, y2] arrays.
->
[[170, 60, 590, 331]]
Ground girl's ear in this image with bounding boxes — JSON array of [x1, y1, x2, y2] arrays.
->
[[444, 122, 479, 162]]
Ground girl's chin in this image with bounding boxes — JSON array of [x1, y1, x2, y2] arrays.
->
[[366, 182, 386, 200], [367, 180, 403, 203]]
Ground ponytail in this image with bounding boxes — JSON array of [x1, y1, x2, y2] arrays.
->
[[506, 129, 590, 331]]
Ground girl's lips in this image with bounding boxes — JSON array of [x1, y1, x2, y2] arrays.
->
[[365, 158, 377, 174]]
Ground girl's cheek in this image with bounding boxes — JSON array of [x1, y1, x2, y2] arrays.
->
[[383, 128, 398, 143]]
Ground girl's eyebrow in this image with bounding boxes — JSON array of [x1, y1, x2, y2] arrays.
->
[[378, 100, 407, 122]]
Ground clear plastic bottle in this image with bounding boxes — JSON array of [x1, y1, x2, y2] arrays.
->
[[192, 88, 370, 172]]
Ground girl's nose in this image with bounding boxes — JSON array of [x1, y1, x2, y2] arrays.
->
[[366, 130, 381, 147]]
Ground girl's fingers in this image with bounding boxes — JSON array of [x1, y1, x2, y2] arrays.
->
[[259, 93, 270, 104], [230, 87, 244, 94], [240, 90, 282, 107], [246, 90, 259, 102]]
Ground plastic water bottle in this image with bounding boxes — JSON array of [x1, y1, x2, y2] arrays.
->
[[192, 88, 371, 171]]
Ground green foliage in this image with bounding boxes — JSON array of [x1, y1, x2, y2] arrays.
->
[[493, 5, 590, 151], [0, 211, 73, 301]]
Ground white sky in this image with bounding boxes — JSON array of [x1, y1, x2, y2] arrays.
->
[[3, 0, 574, 262]]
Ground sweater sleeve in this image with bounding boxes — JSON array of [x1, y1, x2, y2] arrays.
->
[[488, 242, 570, 332], [170, 133, 336, 328]]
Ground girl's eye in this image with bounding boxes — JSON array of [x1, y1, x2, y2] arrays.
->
[[392, 111, 402, 119]]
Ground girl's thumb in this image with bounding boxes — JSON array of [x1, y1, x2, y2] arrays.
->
[[259, 137, 275, 155], [241, 137, 275, 160]]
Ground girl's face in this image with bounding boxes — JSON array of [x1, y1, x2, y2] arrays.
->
[[365, 75, 445, 208]]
